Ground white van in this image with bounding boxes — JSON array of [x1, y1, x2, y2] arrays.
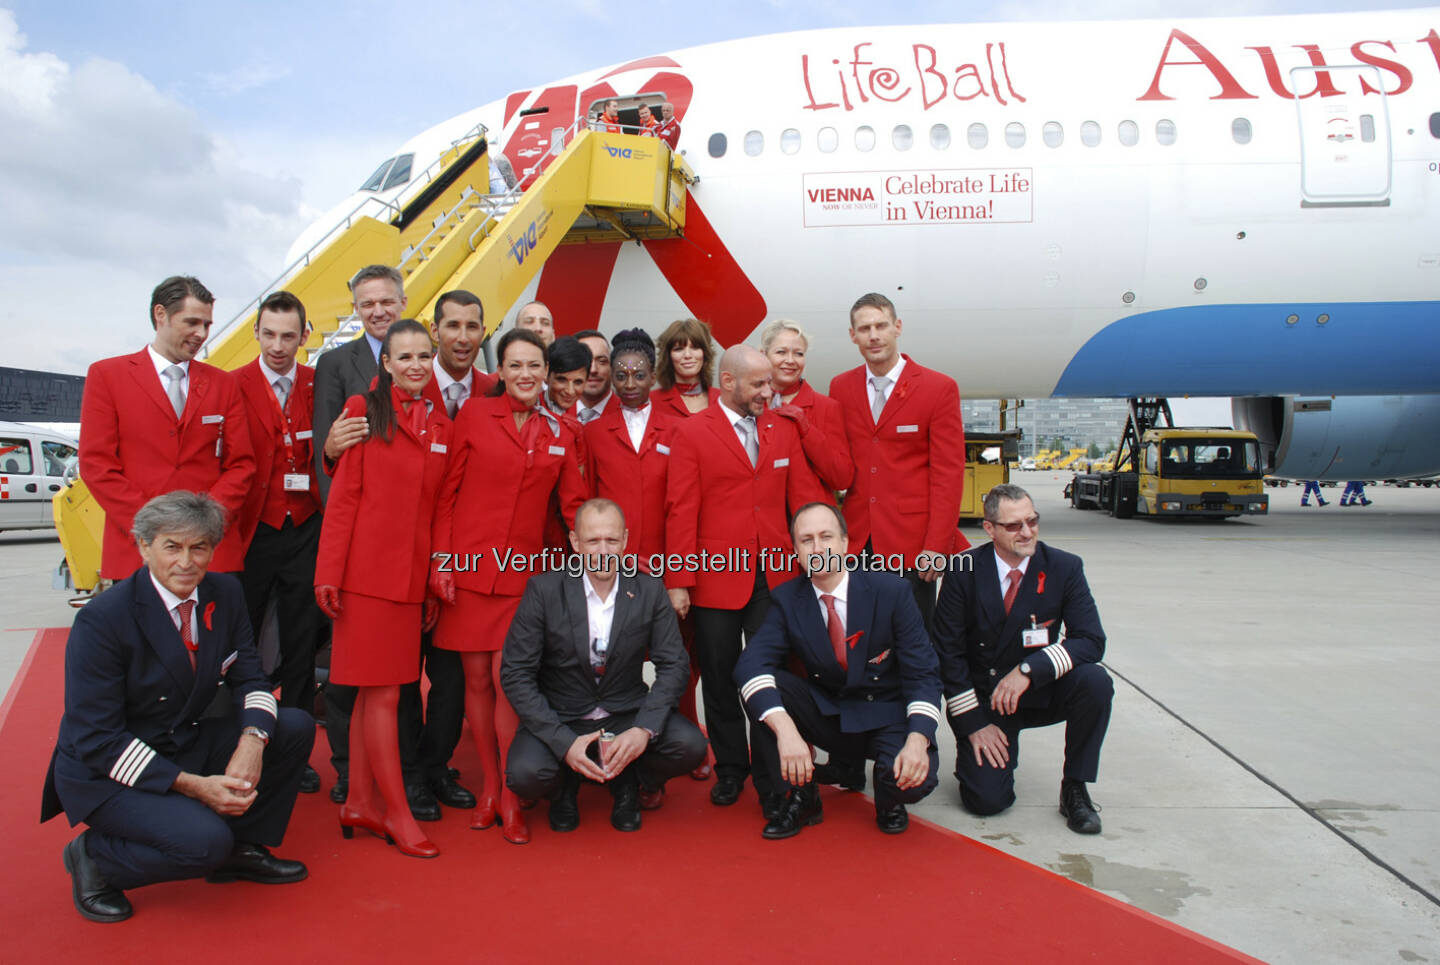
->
[[0, 421, 79, 532]]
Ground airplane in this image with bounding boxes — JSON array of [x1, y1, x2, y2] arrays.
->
[[267, 9, 1440, 481]]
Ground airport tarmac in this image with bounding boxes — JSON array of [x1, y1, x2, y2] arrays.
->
[[2, 472, 1438, 963]]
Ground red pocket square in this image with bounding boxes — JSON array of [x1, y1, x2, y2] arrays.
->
[[867, 648, 891, 664]]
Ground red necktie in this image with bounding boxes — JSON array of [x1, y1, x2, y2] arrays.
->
[[176, 599, 197, 671], [1003, 568, 1023, 616], [821, 593, 847, 670]]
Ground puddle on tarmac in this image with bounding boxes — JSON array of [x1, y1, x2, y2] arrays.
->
[[1050, 853, 1211, 917]]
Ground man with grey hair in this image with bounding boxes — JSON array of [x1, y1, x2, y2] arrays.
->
[[42, 491, 313, 922], [932, 483, 1111, 834]]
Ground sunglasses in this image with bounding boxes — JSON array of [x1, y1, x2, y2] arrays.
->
[[991, 514, 1040, 533]]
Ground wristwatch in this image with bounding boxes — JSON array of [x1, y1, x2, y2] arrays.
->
[[241, 726, 271, 745], [1018, 662, 1031, 677]]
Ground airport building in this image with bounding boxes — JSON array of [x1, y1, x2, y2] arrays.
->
[[0, 368, 85, 423], [964, 397, 1130, 456]]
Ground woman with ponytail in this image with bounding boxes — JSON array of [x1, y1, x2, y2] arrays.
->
[[431, 328, 588, 843], [315, 319, 451, 859]]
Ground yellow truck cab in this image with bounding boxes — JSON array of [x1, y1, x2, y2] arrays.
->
[[1137, 428, 1268, 517]]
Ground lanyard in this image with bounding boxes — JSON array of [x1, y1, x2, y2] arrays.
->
[[264, 377, 301, 473]]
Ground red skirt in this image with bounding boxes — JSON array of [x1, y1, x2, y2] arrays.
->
[[434, 588, 522, 652], [330, 590, 422, 686]]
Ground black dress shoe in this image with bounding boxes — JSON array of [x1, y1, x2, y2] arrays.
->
[[298, 765, 321, 794], [405, 782, 442, 822], [813, 758, 867, 792], [329, 777, 348, 804], [760, 792, 787, 822], [62, 832, 132, 922], [1060, 780, 1102, 835], [762, 784, 823, 840], [875, 803, 909, 834], [610, 780, 642, 832], [206, 843, 308, 884], [548, 773, 581, 832], [709, 776, 744, 806], [428, 774, 477, 810]]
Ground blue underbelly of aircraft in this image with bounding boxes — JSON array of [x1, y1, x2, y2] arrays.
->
[[1051, 301, 1440, 398]]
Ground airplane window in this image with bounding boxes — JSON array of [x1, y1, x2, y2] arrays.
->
[[1359, 115, 1376, 143], [930, 124, 951, 149], [708, 133, 727, 158], [381, 153, 414, 190], [1232, 118, 1253, 145], [1043, 122, 1063, 148], [817, 126, 838, 153], [855, 126, 876, 151], [781, 129, 801, 154], [1156, 119, 1177, 145], [744, 131, 764, 156], [359, 157, 395, 192], [1431, 113, 1440, 137], [1005, 122, 1026, 148], [893, 125, 914, 150], [1080, 121, 1101, 147], [968, 123, 988, 149], [1118, 120, 1139, 146]]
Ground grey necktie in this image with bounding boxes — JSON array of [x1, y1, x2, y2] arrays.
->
[[580, 406, 599, 424], [870, 375, 892, 423], [273, 376, 291, 411], [736, 416, 758, 467], [163, 364, 186, 419], [444, 382, 467, 419]]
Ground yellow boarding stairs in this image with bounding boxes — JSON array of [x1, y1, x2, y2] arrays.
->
[[55, 125, 694, 595]]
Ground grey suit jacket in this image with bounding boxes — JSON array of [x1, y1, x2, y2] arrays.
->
[[312, 335, 377, 502], [499, 569, 688, 759]]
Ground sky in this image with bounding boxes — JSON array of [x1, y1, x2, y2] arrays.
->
[[0, 0, 1429, 382]]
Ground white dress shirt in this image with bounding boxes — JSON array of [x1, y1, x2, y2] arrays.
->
[[149, 571, 199, 641], [582, 573, 618, 718], [866, 355, 906, 419], [621, 402, 651, 452], [432, 360, 473, 411], [147, 345, 188, 387], [812, 571, 850, 630], [994, 550, 1030, 599]]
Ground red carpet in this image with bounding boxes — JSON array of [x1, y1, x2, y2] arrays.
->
[[2, 628, 1257, 963]]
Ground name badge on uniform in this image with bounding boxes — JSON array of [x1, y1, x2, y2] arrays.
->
[[896, 424, 919, 434], [656, 443, 670, 455], [295, 429, 313, 440], [284, 473, 310, 492], [548, 445, 566, 456], [202, 414, 224, 425], [773, 457, 789, 468], [1022, 616, 1049, 648], [430, 443, 447, 454]]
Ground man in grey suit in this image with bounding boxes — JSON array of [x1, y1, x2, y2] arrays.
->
[[501, 499, 708, 834]]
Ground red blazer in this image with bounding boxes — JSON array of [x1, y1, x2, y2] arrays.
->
[[664, 404, 829, 609], [583, 402, 680, 580], [80, 349, 255, 578], [315, 393, 452, 603], [828, 356, 967, 567], [656, 118, 681, 150], [651, 384, 720, 420], [235, 360, 321, 547], [542, 410, 590, 552], [433, 395, 587, 597], [782, 379, 855, 493]]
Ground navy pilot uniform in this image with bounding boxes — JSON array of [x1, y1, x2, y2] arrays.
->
[[41, 569, 314, 895], [735, 569, 943, 819], [933, 540, 1112, 817]]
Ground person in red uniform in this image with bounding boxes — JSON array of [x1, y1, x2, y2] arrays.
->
[[828, 292, 967, 635], [665, 345, 829, 815], [80, 275, 255, 581], [430, 328, 588, 844], [314, 319, 451, 859], [635, 104, 660, 138], [656, 102, 681, 150], [541, 337, 593, 552], [652, 318, 720, 419], [594, 99, 624, 133], [235, 291, 324, 794], [761, 318, 855, 495]]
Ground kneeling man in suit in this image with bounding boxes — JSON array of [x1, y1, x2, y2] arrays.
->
[[933, 483, 1112, 834], [501, 498, 707, 834], [735, 502, 943, 838], [42, 491, 314, 922]]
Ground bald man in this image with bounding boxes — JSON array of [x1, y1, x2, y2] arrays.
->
[[665, 346, 829, 816], [514, 301, 555, 347]]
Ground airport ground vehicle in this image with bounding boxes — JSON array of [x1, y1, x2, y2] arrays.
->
[[960, 430, 1021, 519], [0, 422, 78, 533], [1069, 399, 1268, 519]]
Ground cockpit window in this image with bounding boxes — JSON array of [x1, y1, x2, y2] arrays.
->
[[360, 157, 395, 192], [382, 154, 414, 190]]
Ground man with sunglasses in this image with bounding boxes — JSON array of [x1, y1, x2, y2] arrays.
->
[[932, 484, 1112, 834]]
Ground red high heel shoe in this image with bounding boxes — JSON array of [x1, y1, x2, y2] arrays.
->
[[383, 817, 440, 858], [339, 806, 387, 840], [470, 794, 499, 830], [499, 794, 530, 845]]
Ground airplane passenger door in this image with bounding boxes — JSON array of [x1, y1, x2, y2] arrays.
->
[[1293, 65, 1391, 206]]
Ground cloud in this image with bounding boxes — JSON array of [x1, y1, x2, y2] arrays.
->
[[0, 8, 309, 374], [203, 62, 292, 96]]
